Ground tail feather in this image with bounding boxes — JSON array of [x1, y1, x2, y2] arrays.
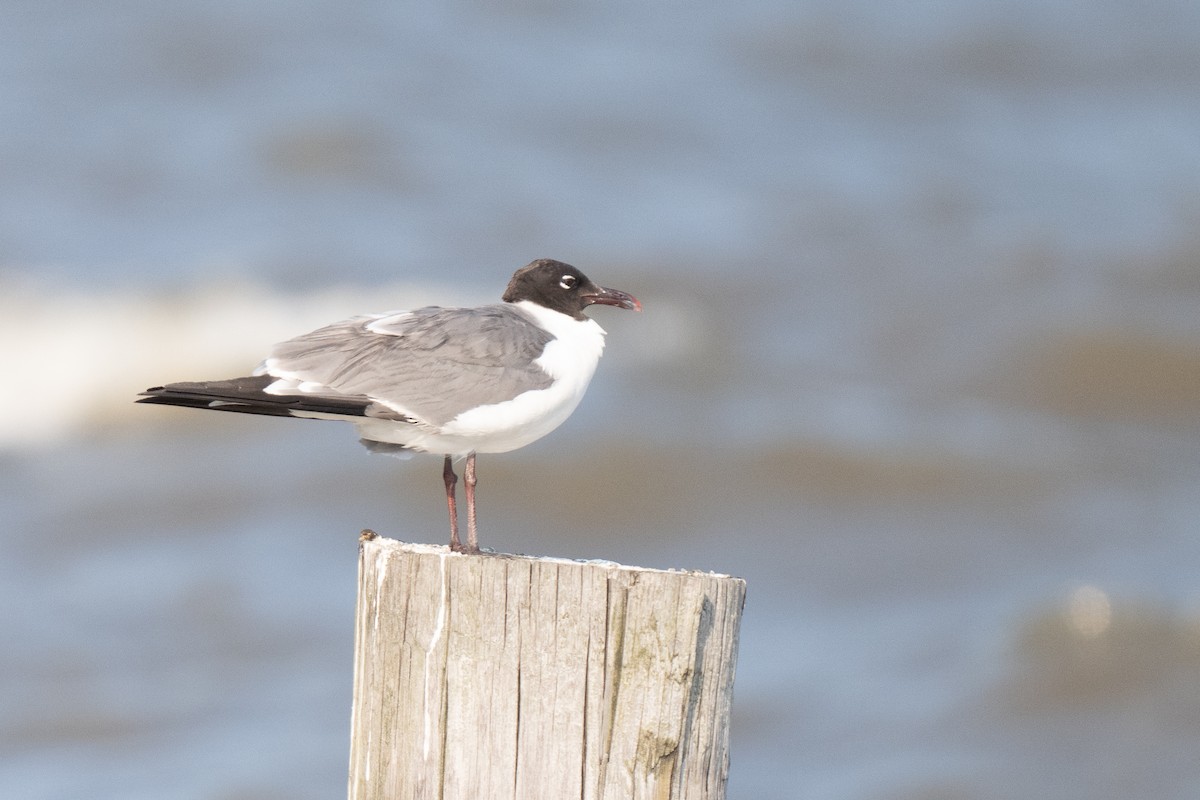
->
[[136, 375, 371, 418]]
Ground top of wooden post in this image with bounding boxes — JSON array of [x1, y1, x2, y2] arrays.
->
[[357, 531, 744, 581], [349, 534, 746, 800]]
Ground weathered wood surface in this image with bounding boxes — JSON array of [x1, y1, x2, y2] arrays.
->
[[347, 536, 746, 800]]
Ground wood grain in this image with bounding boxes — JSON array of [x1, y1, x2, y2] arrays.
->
[[348, 538, 745, 800]]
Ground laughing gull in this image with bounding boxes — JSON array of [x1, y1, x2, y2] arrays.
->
[[137, 259, 641, 553]]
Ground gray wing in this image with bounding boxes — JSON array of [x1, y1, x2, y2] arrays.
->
[[259, 304, 554, 427]]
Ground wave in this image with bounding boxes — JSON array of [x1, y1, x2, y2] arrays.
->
[[0, 274, 472, 448], [0, 272, 681, 449]]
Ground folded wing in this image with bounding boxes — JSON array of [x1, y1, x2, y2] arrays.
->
[[258, 304, 555, 428]]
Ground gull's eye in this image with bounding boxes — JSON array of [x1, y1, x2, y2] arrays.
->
[[559, 274, 578, 290]]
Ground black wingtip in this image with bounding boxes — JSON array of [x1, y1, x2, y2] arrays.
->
[[133, 376, 374, 419], [134, 388, 227, 411]]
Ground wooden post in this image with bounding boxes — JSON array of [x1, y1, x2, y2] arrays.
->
[[347, 535, 746, 800]]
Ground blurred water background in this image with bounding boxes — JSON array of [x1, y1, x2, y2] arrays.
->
[[3, 2, 1200, 798]]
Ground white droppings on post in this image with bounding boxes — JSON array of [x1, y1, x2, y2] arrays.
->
[[422, 550, 448, 762]]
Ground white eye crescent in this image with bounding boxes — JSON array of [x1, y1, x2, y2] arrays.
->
[[559, 275, 577, 289]]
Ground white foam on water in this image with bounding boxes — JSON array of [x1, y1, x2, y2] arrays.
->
[[0, 273, 450, 448], [0, 271, 684, 449]]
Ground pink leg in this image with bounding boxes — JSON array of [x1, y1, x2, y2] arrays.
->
[[464, 451, 479, 554], [443, 455, 462, 552]]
